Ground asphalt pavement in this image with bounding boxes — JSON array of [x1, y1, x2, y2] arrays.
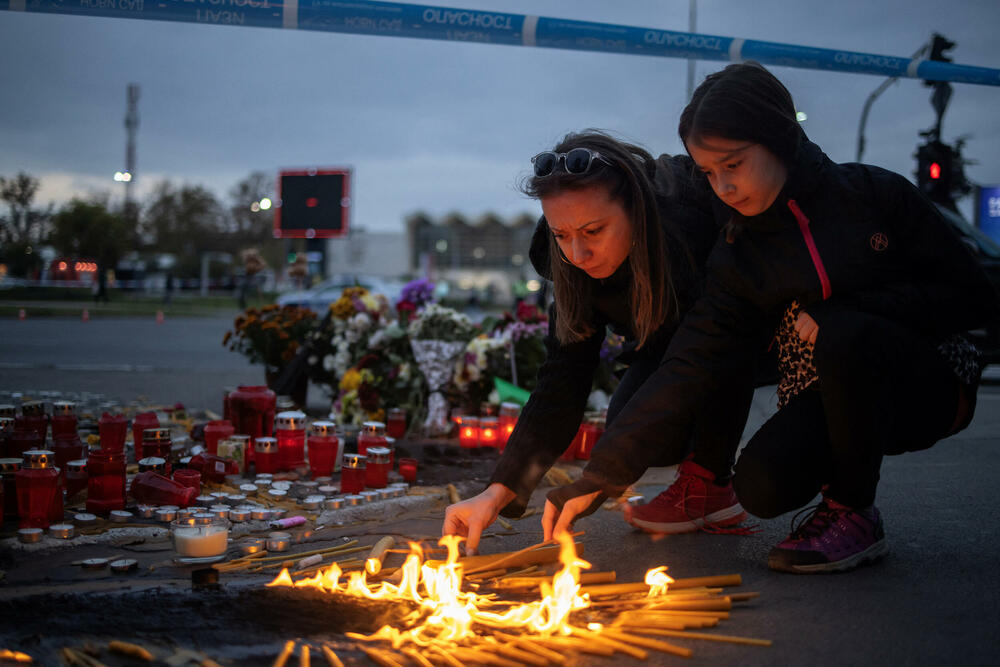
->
[[1, 314, 999, 665]]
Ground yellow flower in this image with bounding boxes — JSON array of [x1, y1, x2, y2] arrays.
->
[[340, 368, 362, 391]]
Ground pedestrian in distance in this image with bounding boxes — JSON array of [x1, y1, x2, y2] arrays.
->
[[545, 62, 1000, 574], [443, 129, 758, 554]]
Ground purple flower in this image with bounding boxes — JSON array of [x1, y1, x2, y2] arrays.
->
[[400, 278, 436, 308]]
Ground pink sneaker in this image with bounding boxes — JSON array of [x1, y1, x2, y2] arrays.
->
[[625, 460, 747, 534], [768, 498, 888, 573]]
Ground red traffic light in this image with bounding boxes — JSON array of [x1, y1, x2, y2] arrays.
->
[[930, 162, 942, 179]]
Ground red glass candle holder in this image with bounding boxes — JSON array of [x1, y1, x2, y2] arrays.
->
[[141, 428, 173, 475], [50, 401, 78, 439], [386, 408, 407, 439], [203, 419, 235, 455], [132, 412, 159, 454], [253, 437, 279, 474], [1, 457, 22, 520], [576, 416, 605, 460], [340, 453, 366, 495], [498, 402, 520, 452], [458, 416, 480, 449], [364, 446, 391, 489], [275, 411, 307, 471], [86, 449, 127, 515], [562, 421, 586, 461], [15, 401, 49, 441], [229, 385, 276, 464], [187, 452, 240, 484], [130, 471, 198, 508], [7, 429, 42, 460], [0, 417, 13, 460], [478, 416, 499, 449], [308, 421, 340, 478], [172, 468, 202, 494], [357, 421, 387, 457], [51, 436, 86, 485], [98, 413, 128, 453], [397, 457, 418, 483], [16, 449, 62, 529], [65, 459, 88, 498]]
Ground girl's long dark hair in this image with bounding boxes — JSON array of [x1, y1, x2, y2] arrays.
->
[[679, 61, 805, 166], [519, 130, 675, 349]]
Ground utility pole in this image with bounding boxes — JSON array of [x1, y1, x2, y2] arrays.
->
[[124, 83, 140, 223], [685, 0, 697, 101]]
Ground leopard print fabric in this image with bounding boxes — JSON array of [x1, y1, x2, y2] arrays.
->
[[776, 300, 818, 409], [774, 302, 983, 410]]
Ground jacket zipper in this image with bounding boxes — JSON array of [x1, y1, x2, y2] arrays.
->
[[787, 199, 832, 300]]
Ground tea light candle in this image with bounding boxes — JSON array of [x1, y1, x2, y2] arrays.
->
[[171, 519, 229, 559], [49, 523, 75, 539], [458, 416, 480, 448]]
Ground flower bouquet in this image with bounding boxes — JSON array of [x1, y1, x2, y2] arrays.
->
[[223, 305, 317, 377], [306, 286, 424, 427], [408, 303, 479, 436]]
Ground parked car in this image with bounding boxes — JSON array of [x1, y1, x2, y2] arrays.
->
[[937, 205, 1000, 363], [276, 274, 405, 313]]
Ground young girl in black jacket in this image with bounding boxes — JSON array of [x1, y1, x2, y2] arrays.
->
[[546, 63, 999, 573], [443, 130, 756, 553]]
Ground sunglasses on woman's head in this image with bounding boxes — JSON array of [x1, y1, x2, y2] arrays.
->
[[531, 148, 611, 177]]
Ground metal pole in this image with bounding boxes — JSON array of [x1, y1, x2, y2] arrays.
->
[[856, 45, 927, 162], [686, 0, 697, 101]]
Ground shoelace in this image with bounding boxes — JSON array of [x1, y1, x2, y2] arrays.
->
[[787, 502, 839, 539], [648, 471, 759, 535]]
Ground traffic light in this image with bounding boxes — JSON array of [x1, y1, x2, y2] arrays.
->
[[929, 33, 955, 62], [916, 140, 953, 204]]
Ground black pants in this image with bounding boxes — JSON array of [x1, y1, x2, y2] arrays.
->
[[733, 312, 965, 517], [607, 353, 754, 481]]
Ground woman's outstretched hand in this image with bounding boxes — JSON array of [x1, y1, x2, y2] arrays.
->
[[543, 479, 606, 541], [442, 483, 516, 555]]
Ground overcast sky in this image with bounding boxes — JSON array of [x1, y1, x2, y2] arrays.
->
[[1, 0, 998, 231]]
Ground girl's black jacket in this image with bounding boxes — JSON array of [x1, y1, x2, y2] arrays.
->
[[554, 139, 1000, 507], [489, 154, 726, 517]]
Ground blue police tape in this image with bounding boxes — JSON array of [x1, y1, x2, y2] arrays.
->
[[4, 0, 998, 86]]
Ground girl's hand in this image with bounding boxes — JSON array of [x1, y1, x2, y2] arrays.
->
[[795, 311, 819, 344], [442, 483, 515, 555]]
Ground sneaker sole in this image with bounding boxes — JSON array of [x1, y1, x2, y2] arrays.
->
[[768, 538, 890, 574], [628, 504, 748, 535]]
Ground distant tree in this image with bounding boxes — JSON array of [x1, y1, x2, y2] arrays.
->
[[49, 197, 134, 274], [0, 172, 52, 277], [141, 181, 228, 277], [228, 171, 283, 269]]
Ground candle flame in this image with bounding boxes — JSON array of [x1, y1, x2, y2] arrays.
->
[[644, 565, 674, 596]]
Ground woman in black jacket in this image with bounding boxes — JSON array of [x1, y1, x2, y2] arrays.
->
[[443, 130, 756, 553], [546, 63, 999, 574]]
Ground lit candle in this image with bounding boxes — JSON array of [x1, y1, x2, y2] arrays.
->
[[498, 402, 520, 452], [458, 416, 480, 448], [479, 416, 499, 448]]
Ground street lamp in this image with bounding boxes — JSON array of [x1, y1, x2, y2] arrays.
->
[[113, 171, 132, 182]]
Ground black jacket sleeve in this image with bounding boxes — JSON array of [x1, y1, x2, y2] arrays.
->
[[578, 260, 763, 499], [489, 304, 604, 517], [806, 170, 1000, 337]]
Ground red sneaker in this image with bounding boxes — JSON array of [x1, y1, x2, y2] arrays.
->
[[625, 460, 747, 534]]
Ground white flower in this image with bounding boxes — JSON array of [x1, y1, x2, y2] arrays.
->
[[369, 329, 388, 349], [344, 329, 360, 344], [351, 312, 372, 331], [322, 354, 336, 371], [308, 355, 318, 366]]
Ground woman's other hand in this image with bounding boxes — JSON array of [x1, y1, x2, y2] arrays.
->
[[442, 483, 515, 555], [543, 478, 607, 540]]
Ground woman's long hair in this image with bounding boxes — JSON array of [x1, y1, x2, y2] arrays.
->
[[519, 130, 675, 349]]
